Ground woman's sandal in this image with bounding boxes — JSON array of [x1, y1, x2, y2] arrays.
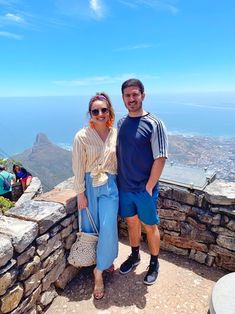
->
[[93, 281, 105, 300], [93, 268, 105, 300]]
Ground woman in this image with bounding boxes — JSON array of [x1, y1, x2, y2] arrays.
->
[[0, 165, 15, 201], [13, 164, 32, 191], [72, 92, 118, 300]]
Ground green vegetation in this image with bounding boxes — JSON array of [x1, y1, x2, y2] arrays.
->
[[0, 196, 14, 214], [0, 159, 15, 213], [0, 158, 22, 172]]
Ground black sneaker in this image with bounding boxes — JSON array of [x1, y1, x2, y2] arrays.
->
[[143, 261, 159, 285], [119, 254, 141, 274]]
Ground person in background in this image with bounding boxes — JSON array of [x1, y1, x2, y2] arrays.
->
[[0, 165, 15, 201], [117, 78, 168, 285], [13, 164, 32, 191], [72, 92, 119, 300]]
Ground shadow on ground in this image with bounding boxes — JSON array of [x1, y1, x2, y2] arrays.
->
[[158, 249, 227, 282], [54, 237, 226, 312], [136, 236, 227, 282], [61, 264, 148, 311]]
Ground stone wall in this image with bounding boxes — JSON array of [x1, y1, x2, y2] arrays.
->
[[120, 179, 235, 272], [13, 178, 42, 207], [0, 178, 234, 313], [161, 180, 235, 272], [11, 183, 23, 202], [0, 188, 79, 314]]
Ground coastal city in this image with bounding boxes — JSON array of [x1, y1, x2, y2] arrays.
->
[[168, 135, 235, 182]]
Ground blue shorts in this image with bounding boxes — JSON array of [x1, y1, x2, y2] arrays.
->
[[119, 185, 160, 225]]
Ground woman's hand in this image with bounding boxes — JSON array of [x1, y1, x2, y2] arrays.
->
[[77, 192, 88, 210]]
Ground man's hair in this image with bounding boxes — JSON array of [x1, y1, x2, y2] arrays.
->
[[121, 78, 145, 94]]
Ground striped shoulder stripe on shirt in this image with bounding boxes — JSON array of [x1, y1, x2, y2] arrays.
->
[[147, 113, 168, 157], [117, 115, 128, 131]]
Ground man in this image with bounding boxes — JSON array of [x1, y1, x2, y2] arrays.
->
[[117, 78, 168, 285], [0, 165, 15, 201]]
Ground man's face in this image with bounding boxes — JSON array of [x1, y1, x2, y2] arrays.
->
[[122, 86, 145, 115]]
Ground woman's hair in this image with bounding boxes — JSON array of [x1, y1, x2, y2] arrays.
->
[[13, 164, 21, 173], [88, 92, 115, 125]]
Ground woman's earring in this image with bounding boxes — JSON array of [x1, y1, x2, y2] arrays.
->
[[89, 120, 95, 128], [106, 119, 114, 128]]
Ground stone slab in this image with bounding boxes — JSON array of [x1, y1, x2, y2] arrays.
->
[[210, 272, 235, 314], [0, 216, 38, 253], [24, 177, 42, 193], [54, 177, 75, 190], [160, 164, 216, 190], [35, 189, 77, 214], [0, 283, 24, 313], [0, 235, 13, 268], [205, 180, 235, 206], [6, 200, 66, 234], [15, 192, 38, 208], [0, 259, 16, 275]]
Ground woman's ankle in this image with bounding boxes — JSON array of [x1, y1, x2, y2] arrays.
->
[[94, 268, 103, 280]]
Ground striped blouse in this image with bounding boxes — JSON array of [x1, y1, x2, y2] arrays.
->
[[72, 127, 117, 193]]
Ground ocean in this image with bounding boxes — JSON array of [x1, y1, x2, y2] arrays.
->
[[0, 91, 235, 156]]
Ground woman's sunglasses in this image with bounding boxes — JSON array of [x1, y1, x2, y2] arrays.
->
[[91, 107, 109, 116]]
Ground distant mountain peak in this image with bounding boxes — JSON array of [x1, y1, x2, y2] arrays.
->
[[34, 133, 51, 146], [13, 132, 73, 192]]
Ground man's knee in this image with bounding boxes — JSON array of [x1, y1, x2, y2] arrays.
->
[[143, 223, 159, 234], [126, 215, 139, 228]]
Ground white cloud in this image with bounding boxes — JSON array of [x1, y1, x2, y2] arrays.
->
[[53, 74, 159, 86], [5, 13, 25, 24], [0, 12, 27, 29], [119, 0, 179, 14], [165, 3, 179, 14], [89, 0, 104, 18], [54, 0, 106, 20], [118, 1, 138, 9], [0, 0, 16, 4], [0, 30, 22, 39], [115, 44, 153, 51], [53, 74, 135, 86]]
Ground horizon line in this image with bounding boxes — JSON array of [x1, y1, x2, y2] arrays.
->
[[1, 90, 235, 98]]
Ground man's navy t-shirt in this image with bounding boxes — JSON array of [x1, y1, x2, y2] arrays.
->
[[117, 113, 168, 192]]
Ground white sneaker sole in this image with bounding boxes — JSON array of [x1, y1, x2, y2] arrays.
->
[[119, 260, 140, 275]]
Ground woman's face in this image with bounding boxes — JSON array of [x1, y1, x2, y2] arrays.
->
[[90, 100, 110, 127], [15, 166, 20, 172]]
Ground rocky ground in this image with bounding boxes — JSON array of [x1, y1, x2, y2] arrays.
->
[[45, 238, 227, 314]]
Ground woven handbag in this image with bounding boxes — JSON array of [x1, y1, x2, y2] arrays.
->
[[68, 208, 98, 268]]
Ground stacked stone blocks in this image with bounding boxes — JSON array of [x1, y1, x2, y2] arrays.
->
[[0, 187, 79, 314], [158, 180, 235, 271], [1, 176, 234, 313], [119, 180, 235, 271]]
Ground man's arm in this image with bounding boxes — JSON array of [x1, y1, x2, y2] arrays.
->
[[146, 157, 166, 195]]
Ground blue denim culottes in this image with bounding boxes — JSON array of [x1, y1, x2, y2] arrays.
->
[[80, 173, 119, 271]]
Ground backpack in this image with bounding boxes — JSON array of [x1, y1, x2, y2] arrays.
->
[[0, 174, 11, 191]]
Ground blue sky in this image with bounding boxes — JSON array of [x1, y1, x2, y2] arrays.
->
[[0, 0, 235, 97]]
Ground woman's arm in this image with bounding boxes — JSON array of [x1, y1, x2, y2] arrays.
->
[[72, 133, 87, 209]]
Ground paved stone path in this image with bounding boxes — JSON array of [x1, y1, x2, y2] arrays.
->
[[45, 238, 226, 314]]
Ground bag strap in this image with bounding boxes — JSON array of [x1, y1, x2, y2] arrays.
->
[[79, 208, 99, 234]]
